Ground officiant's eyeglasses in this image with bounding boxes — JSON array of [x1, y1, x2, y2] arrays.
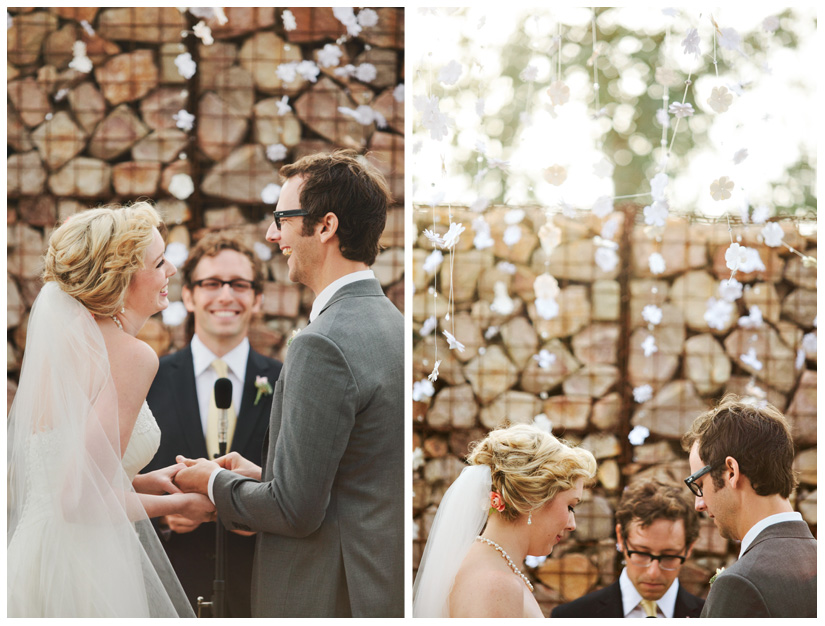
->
[[684, 464, 714, 497], [192, 278, 258, 293], [273, 209, 310, 229], [624, 538, 686, 571]]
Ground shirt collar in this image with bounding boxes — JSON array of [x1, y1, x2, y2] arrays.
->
[[309, 269, 375, 322], [619, 567, 679, 618], [739, 511, 802, 557], [190, 334, 250, 379]]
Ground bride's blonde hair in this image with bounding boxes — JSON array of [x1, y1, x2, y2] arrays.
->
[[42, 202, 161, 316], [467, 424, 597, 522]]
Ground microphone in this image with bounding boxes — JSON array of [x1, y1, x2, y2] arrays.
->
[[214, 378, 232, 458]]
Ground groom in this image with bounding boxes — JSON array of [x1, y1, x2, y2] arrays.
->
[[174, 150, 404, 617]]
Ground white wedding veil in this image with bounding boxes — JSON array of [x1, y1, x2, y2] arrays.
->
[[413, 464, 491, 617], [7, 282, 193, 617]]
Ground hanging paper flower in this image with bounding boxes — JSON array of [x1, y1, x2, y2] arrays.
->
[[173, 109, 195, 131], [547, 80, 570, 106], [733, 148, 749, 164], [601, 215, 621, 241], [277, 62, 299, 82], [710, 176, 734, 201], [165, 242, 188, 267], [68, 41, 93, 73], [520, 65, 539, 82], [534, 273, 560, 300], [538, 222, 562, 255], [718, 278, 743, 302], [503, 225, 522, 247], [472, 218, 494, 250], [254, 241, 272, 262], [595, 247, 619, 273], [656, 107, 670, 129], [718, 27, 741, 51], [338, 105, 386, 127], [761, 222, 784, 247], [642, 305, 663, 326], [668, 102, 694, 118], [738, 305, 763, 329], [704, 297, 734, 330], [423, 249, 444, 274], [427, 360, 441, 383], [763, 15, 780, 32], [282, 9, 297, 31], [655, 66, 680, 87], [644, 200, 669, 228], [439, 60, 463, 86], [441, 222, 466, 249], [193, 21, 214, 45], [333, 7, 362, 37], [628, 424, 650, 445], [443, 330, 466, 352], [593, 158, 614, 178], [297, 60, 320, 82], [633, 385, 653, 404], [420, 316, 437, 337], [412, 448, 425, 471], [751, 205, 771, 224], [532, 414, 552, 434], [422, 229, 445, 248], [650, 172, 669, 201], [414, 95, 452, 141], [174, 52, 197, 79], [491, 282, 515, 315], [592, 195, 614, 219], [533, 349, 557, 370], [641, 335, 658, 357], [649, 252, 666, 275], [725, 243, 747, 272], [740, 247, 766, 273], [535, 298, 559, 320], [261, 183, 282, 205], [275, 96, 292, 116], [412, 378, 436, 402], [681, 28, 701, 59], [707, 86, 733, 113], [393, 83, 405, 102], [740, 348, 763, 371], [169, 173, 194, 200], [543, 165, 567, 185], [497, 261, 517, 274], [317, 43, 343, 68], [357, 8, 379, 28], [161, 301, 188, 327], [266, 143, 288, 162]]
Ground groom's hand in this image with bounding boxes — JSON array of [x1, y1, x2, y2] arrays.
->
[[216, 451, 263, 481], [174, 455, 218, 495]]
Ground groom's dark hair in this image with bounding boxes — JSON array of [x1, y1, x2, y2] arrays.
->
[[279, 149, 392, 266], [681, 394, 797, 498]]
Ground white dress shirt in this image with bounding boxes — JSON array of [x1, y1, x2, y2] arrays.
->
[[739, 511, 803, 557], [620, 567, 679, 618], [190, 334, 249, 435]]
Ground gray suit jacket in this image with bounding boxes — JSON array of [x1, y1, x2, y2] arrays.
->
[[213, 279, 404, 617], [701, 520, 816, 618]]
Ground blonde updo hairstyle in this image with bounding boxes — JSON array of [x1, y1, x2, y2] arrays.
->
[[42, 202, 162, 316], [467, 424, 597, 523]]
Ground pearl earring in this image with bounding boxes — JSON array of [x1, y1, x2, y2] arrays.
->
[[527, 512, 532, 525], [121, 306, 125, 314]]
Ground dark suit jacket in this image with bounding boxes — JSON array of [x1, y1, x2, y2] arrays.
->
[[551, 579, 705, 618], [145, 344, 282, 617], [701, 520, 816, 618], [213, 279, 405, 617]]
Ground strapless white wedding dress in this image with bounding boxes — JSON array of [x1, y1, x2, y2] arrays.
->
[[7, 403, 168, 617]]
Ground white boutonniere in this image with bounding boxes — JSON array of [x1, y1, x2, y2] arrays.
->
[[254, 376, 273, 406], [709, 567, 725, 585], [287, 328, 301, 346]]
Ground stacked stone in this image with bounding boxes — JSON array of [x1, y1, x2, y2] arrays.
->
[[412, 204, 816, 613], [8, 7, 405, 406]]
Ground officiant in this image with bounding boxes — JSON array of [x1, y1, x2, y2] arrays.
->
[[144, 232, 282, 617]]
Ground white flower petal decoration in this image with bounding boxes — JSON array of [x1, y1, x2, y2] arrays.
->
[[484, 326, 499, 340], [628, 424, 650, 446], [738, 305, 763, 329], [593, 158, 615, 178], [534, 273, 560, 300], [761, 222, 784, 247], [718, 27, 741, 51], [547, 80, 570, 106], [165, 242, 188, 267], [277, 62, 298, 82], [733, 148, 749, 164], [535, 297, 559, 320], [763, 15, 780, 32], [422, 228, 445, 248], [333, 7, 362, 37], [725, 243, 748, 271], [169, 173, 194, 200], [741, 247, 766, 273], [253, 241, 272, 262], [412, 448, 425, 471], [648, 252, 666, 275], [68, 41, 93, 73], [525, 554, 548, 568], [261, 183, 281, 205], [656, 107, 670, 129], [470, 196, 489, 213], [595, 247, 619, 273], [393, 83, 405, 102], [414, 94, 452, 141], [497, 262, 517, 275], [740, 347, 763, 371], [532, 414, 552, 434], [317, 43, 343, 68], [473, 230, 494, 250], [533, 349, 556, 370], [174, 52, 197, 79], [443, 330, 465, 352], [338, 104, 382, 126], [633, 384, 653, 403], [439, 59, 463, 86], [173, 109, 195, 131], [420, 316, 437, 337], [357, 8, 379, 28], [543, 165, 567, 186], [490, 282, 515, 315], [643, 200, 669, 227], [802, 332, 816, 355], [592, 195, 614, 219], [355, 63, 377, 83], [601, 215, 621, 241], [282, 9, 297, 31], [412, 378, 435, 402], [710, 176, 734, 201], [707, 86, 733, 113], [503, 225, 522, 247], [296, 60, 320, 82], [193, 20, 214, 45], [668, 102, 694, 118], [795, 348, 806, 370], [266, 143, 288, 162], [539, 222, 562, 255], [504, 209, 525, 225], [427, 360, 441, 382], [681, 27, 701, 59], [641, 334, 658, 357], [520, 65, 539, 82], [642, 304, 663, 326], [441, 222, 465, 249], [423, 249, 444, 274], [650, 172, 669, 202], [275, 95, 292, 116], [161, 301, 188, 327], [704, 297, 734, 330], [718, 278, 743, 302]]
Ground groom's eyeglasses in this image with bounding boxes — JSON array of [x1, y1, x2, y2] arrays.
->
[[191, 278, 258, 293], [684, 464, 714, 497], [273, 209, 309, 229], [623, 537, 686, 572]]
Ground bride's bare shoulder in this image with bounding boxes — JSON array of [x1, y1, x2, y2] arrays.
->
[[450, 551, 525, 617]]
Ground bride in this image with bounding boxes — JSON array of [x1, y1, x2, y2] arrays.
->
[[413, 424, 597, 617], [7, 202, 214, 617]]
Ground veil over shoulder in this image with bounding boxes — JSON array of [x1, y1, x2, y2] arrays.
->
[[413, 464, 491, 617], [7, 282, 193, 617]]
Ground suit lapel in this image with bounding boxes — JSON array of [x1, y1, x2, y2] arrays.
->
[[604, 580, 625, 617], [316, 278, 384, 319], [170, 347, 209, 459], [232, 350, 267, 455]]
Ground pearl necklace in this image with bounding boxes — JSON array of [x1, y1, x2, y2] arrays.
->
[[111, 314, 124, 331], [476, 536, 534, 592]]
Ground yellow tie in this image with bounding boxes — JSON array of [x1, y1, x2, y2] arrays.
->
[[640, 599, 658, 618], [205, 358, 237, 460]]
